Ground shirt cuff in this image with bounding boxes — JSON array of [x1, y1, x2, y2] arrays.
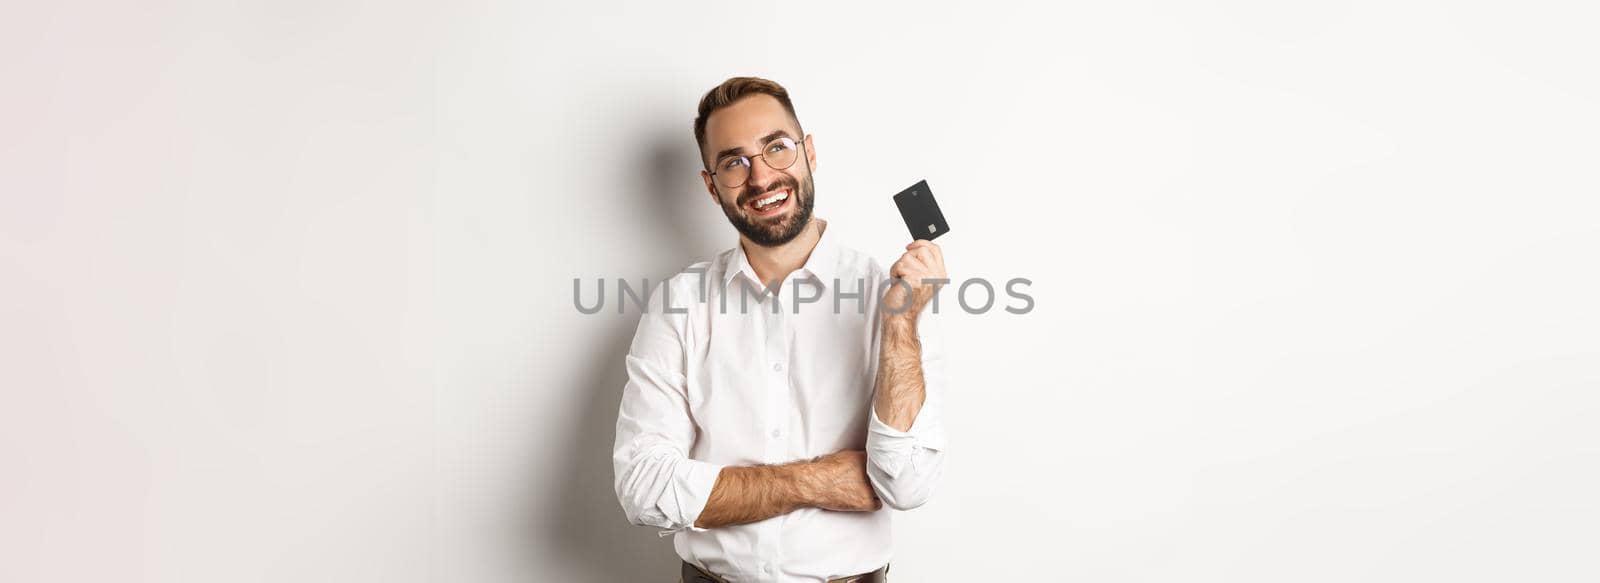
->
[[655, 458, 724, 537], [867, 401, 945, 479]]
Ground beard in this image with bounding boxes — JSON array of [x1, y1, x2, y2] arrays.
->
[[718, 169, 816, 247]]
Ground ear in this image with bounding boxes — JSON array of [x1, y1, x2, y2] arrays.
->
[[803, 134, 818, 173], [700, 169, 720, 205]]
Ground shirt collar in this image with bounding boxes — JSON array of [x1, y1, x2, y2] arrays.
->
[[721, 219, 839, 291]]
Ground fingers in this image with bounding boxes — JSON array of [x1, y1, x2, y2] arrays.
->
[[901, 253, 929, 274], [891, 257, 940, 284], [904, 241, 944, 271], [888, 241, 947, 306], [893, 256, 939, 282]]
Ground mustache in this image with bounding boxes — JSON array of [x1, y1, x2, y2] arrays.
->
[[738, 175, 801, 207]]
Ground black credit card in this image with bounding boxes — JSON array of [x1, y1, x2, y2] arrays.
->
[[893, 179, 950, 241]]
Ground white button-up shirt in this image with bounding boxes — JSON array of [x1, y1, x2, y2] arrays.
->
[[612, 221, 948, 582]]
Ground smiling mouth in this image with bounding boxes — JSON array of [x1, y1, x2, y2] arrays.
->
[[746, 188, 791, 216]]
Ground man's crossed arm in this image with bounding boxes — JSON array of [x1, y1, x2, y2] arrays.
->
[[693, 450, 880, 529]]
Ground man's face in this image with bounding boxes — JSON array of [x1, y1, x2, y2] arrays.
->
[[700, 95, 817, 247]]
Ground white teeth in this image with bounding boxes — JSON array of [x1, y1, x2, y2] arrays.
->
[[754, 190, 789, 209]]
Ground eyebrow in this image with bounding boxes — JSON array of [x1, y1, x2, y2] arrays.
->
[[712, 129, 796, 162]]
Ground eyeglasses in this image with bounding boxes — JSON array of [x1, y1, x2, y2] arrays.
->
[[708, 136, 806, 189]]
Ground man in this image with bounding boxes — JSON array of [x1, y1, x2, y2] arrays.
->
[[613, 76, 949, 583]]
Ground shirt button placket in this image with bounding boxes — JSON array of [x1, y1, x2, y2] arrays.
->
[[760, 294, 788, 579], [764, 300, 789, 455]]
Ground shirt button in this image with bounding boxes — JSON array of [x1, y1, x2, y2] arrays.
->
[[771, 429, 781, 439], [772, 362, 783, 372], [762, 563, 772, 574]]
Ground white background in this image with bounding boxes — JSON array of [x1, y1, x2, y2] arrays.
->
[[3, 1, 1597, 581]]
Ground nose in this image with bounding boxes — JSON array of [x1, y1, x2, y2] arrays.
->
[[745, 155, 783, 191]]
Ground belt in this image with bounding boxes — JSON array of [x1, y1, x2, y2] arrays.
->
[[681, 561, 889, 583]]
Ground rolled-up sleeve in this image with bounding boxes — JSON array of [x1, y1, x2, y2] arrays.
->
[[612, 280, 724, 535], [864, 308, 949, 511]]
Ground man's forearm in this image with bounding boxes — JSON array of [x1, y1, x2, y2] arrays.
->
[[873, 315, 925, 432], [694, 461, 807, 528], [693, 450, 877, 529]]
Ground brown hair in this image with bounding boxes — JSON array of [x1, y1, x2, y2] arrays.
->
[[693, 76, 803, 164]]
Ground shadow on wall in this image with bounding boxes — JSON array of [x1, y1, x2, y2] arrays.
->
[[535, 125, 722, 582]]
